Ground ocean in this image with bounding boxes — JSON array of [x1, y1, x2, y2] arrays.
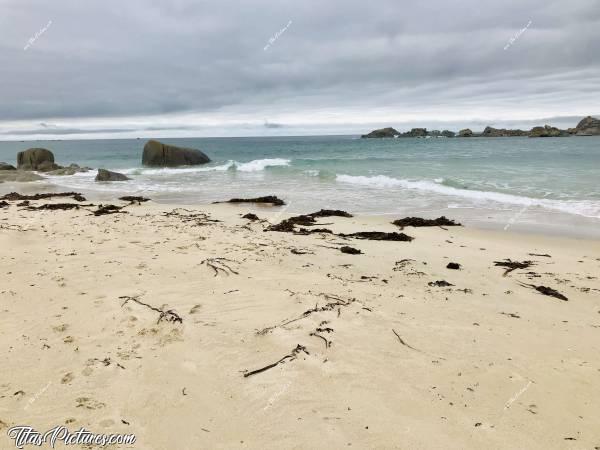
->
[[1, 135, 599, 237]]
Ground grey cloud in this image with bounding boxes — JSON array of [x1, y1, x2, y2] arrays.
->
[[0, 0, 599, 136]]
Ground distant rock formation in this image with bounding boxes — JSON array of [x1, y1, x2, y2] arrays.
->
[[17, 148, 59, 171], [529, 125, 568, 138], [441, 130, 456, 138], [95, 169, 130, 182], [482, 126, 528, 137], [361, 127, 400, 138], [406, 128, 427, 137], [458, 129, 473, 137], [0, 162, 16, 171], [142, 140, 211, 167], [574, 116, 600, 135]]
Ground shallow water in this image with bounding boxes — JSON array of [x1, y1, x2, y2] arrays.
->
[[1, 135, 599, 237]]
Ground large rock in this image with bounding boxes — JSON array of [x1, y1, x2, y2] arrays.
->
[[95, 169, 130, 182], [441, 130, 456, 138], [0, 162, 16, 170], [529, 125, 568, 138], [17, 148, 59, 171], [361, 127, 401, 138], [574, 116, 600, 135], [458, 129, 473, 137], [142, 140, 211, 167]]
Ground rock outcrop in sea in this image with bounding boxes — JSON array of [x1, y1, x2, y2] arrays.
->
[[361, 127, 401, 138], [573, 116, 600, 135], [458, 129, 473, 137], [0, 162, 17, 171], [95, 169, 130, 182], [17, 148, 59, 171], [142, 140, 211, 167]]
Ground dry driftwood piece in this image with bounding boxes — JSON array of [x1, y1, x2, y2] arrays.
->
[[119, 295, 183, 324], [216, 196, 285, 206], [243, 344, 309, 378], [1, 192, 86, 202], [494, 259, 534, 276], [518, 282, 568, 301], [392, 216, 461, 229], [201, 257, 240, 276], [119, 196, 150, 204], [94, 204, 127, 216], [339, 231, 414, 242]]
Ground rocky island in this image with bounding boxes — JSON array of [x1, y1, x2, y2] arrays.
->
[[361, 116, 600, 138]]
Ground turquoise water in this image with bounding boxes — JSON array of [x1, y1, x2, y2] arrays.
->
[[1, 135, 599, 234]]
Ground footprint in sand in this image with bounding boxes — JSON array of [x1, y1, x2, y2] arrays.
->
[[53, 324, 69, 333], [76, 397, 106, 410], [61, 373, 74, 384]]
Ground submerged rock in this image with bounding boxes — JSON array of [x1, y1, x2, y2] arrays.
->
[[142, 140, 211, 167], [47, 164, 91, 176], [95, 169, 130, 182], [17, 148, 59, 171]]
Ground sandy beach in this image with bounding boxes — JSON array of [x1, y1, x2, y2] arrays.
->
[[0, 194, 599, 449]]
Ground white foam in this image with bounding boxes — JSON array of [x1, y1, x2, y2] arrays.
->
[[234, 158, 290, 172], [336, 174, 600, 218]]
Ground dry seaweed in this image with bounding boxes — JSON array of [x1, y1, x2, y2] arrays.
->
[[242, 213, 260, 221], [93, 204, 126, 216], [0, 201, 8, 209], [201, 258, 240, 276], [27, 203, 81, 211], [242, 344, 309, 378], [428, 280, 454, 287], [216, 196, 285, 206], [119, 196, 150, 204], [392, 216, 461, 229], [446, 262, 461, 270], [119, 295, 183, 324], [1, 192, 86, 202], [518, 282, 568, 301], [494, 259, 534, 276], [339, 231, 414, 242]]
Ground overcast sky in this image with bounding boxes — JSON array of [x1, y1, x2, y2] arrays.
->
[[1, 0, 599, 139]]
